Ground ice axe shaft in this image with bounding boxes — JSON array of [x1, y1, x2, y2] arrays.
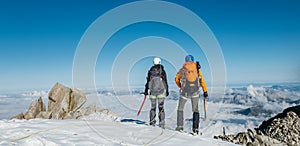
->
[[204, 97, 207, 120], [137, 94, 147, 116]]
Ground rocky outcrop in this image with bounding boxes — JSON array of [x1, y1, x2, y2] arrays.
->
[[24, 97, 46, 119], [215, 105, 300, 146], [10, 113, 25, 120], [65, 103, 97, 119], [257, 107, 300, 145], [214, 128, 284, 145], [11, 82, 98, 120], [258, 105, 300, 132], [47, 83, 86, 119]]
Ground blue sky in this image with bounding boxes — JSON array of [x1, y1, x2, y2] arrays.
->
[[0, 0, 299, 90]]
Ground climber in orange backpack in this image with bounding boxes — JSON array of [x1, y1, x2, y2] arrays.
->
[[175, 55, 208, 135]]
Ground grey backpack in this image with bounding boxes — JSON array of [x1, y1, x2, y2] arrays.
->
[[148, 67, 166, 96]]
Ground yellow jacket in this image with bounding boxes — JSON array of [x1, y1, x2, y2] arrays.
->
[[175, 62, 207, 93]]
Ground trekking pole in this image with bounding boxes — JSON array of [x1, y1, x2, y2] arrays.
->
[[196, 61, 207, 120], [137, 94, 147, 116], [203, 96, 207, 120]]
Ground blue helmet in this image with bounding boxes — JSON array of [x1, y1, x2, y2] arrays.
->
[[185, 55, 194, 62]]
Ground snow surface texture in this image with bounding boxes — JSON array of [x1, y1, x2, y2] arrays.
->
[[0, 112, 236, 146], [0, 83, 299, 145]]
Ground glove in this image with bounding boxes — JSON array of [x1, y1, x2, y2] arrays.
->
[[196, 61, 201, 69], [203, 91, 208, 98], [143, 90, 148, 95], [166, 91, 169, 97]]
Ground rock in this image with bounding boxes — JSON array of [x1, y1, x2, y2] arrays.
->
[[10, 82, 99, 120], [36, 111, 52, 119], [214, 129, 284, 146], [258, 105, 300, 133], [70, 89, 87, 111], [24, 97, 46, 119], [80, 103, 97, 116], [65, 103, 97, 119], [10, 113, 25, 120], [215, 105, 300, 145], [99, 108, 110, 114], [48, 82, 86, 119], [260, 111, 300, 145], [99, 108, 118, 116], [256, 105, 300, 145]]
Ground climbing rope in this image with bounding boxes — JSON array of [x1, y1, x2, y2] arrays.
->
[[10, 121, 85, 142], [146, 106, 164, 125], [144, 128, 164, 146]]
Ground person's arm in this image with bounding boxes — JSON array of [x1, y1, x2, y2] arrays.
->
[[162, 67, 169, 96], [175, 69, 182, 89], [198, 69, 208, 93], [144, 68, 151, 95], [163, 70, 168, 86]]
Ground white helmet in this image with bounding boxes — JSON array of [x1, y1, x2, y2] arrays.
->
[[153, 57, 161, 65]]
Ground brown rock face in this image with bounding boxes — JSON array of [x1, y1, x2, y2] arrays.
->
[[10, 113, 25, 120], [24, 97, 46, 119], [47, 82, 86, 119], [11, 82, 89, 120]]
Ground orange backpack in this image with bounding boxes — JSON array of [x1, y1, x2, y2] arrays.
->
[[180, 62, 200, 93]]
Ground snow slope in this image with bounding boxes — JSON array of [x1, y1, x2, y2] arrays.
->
[[0, 112, 236, 146]]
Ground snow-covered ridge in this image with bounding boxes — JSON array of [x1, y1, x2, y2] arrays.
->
[[0, 110, 236, 146]]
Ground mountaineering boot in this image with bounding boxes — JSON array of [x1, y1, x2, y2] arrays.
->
[[176, 110, 184, 132], [159, 124, 165, 129], [192, 112, 200, 135], [175, 127, 184, 133], [192, 129, 199, 136]]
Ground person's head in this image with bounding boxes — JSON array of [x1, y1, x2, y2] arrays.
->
[[153, 57, 161, 65], [185, 55, 194, 62]]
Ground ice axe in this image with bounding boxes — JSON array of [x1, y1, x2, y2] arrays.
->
[[196, 61, 207, 120], [137, 94, 147, 116], [203, 96, 207, 120]]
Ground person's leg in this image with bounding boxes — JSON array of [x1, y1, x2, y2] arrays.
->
[[191, 96, 200, 134], [158, 98, 165, 128], [191, 96, 199, 113], [150, 98, 157, 126], [176, 95, 187, 131]]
